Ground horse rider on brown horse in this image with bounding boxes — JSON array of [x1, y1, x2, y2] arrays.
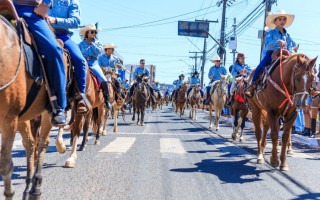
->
[[172, 74, 185, 102], [128, 59, 156, 104]]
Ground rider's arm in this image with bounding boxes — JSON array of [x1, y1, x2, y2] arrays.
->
[[265, 30, 280, 50], [286, 33, 297, 54], [133, 68, 138, 80], [231, 64, 238, 77], [56, 1, 81, 29], [245, 64, 252, 75], [90, 40, 103, 56], [208, 67, 213, 79], [42, 0, 53, 7]]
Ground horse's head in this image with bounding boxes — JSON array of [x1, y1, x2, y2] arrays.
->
[[218, 74, 229, 96], [293, 55, 317, 109], [182, 82, 188, 90], [103, 67, 115, 75], [136, 73, 147, 83]]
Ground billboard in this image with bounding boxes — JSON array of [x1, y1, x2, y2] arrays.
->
[[178, 21, 209, 38]]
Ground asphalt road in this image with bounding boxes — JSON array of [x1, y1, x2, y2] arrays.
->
[[1, 106, 320, 200]]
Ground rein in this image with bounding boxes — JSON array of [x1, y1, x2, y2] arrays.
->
[[278, 46, 293, 108]]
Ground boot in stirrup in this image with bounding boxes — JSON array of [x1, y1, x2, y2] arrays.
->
[[244, 82, 256, 98], [101, 82, 112, 109]]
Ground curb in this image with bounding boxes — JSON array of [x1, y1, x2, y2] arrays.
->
[[197, 109, 320, 148]]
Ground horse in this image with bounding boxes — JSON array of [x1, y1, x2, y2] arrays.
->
[[209, 74, 229, 130], [100, 68, 125, 135], [0, 8, 68, 199], [247, 51, 317, 171], [188, 85, 201, 120], [132, 74, 149, 126], [175, 82, 189, 117], [64, 65, 105, 168], [229, 76, 249, 142], [165, 93, 170, 106], [152, 91, 159, 111], [171, 91, 176, 112]]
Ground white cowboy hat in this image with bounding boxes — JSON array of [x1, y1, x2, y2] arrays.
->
[[266, 10, 295, 29], [103, 43, 117, 49], [211, 56, 221, 62], [79, 24, 102, 36]]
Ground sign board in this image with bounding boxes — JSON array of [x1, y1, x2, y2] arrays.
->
[[178, 21, 209, 38]]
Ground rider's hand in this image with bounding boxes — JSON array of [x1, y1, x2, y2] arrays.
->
[[210, 75, 213, 79], [279, 40, 287, 47], [34, 3, 49, 18], [47, 16, 57, 24]]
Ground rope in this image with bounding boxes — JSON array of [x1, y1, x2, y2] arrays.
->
[[278, 46, 293, 108]]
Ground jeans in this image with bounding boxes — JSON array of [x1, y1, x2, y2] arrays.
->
[[89, 61, 107, 84], [295, 109, 305, 132], [15, 5, 66, 110], [56, 33, 87, 93], [252, 51, 273, 83], [187, 87, 204, 97]]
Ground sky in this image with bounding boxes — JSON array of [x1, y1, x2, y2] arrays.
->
[[73, 0, 320, 85]]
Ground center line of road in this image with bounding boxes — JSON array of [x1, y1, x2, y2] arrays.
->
[[99, 137, 136, 153], [160, 138, 186, 158]]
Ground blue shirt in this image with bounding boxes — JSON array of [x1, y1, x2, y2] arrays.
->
[[98, 54, 121, 69], [48, 0, 81, 34], [208, 65, 227, 81], [123, 82, 130, 90], [14, 0, 52, 6], [133, 67, 150, 79], [153, 84, 160, 91], [79, 39, 103, 59], [173, 79, 184, 88], [190, 77, 200, 87], [231, 63, 252, 77], [263, 27, 296, 57]]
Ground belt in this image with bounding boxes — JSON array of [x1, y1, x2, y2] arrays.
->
[[15, 0, 41, 6], [55, 29, 70, 34], [85, 57, 97, 61]]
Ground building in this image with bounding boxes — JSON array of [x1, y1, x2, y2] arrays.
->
[[125, 64, 156, 83]]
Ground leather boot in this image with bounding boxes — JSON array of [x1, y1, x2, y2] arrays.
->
[[309, 118, 316, 138], [244, 82, 257, 98], [51, 109, 67, 126], [300, 127, 311, 136], [101, 82, 112, 109]]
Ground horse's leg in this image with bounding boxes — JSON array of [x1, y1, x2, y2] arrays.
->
[[0, 116, 18, 200], [232, 109, 239, 140], [280, 113, 296, 171], [113, 108, 118, 132], [30, 116, 41, 166], [215, 105, 221, 131], [102, 108, 108, 136], [137, 106, 140, 125], [268, 110, 280, 168], [79, 114, 90, 151], [141, 105, 145, 126], [261, 115, 270, 157], [17, 121, 35, 199], [65, 114, 82, 168], [55, 127, 66, 154], [239, 110, 248, 143], [252, 108, 264, 164], [189, 104, 192, 119], [29, 111, 51, 198], [287, 132, 293, 155], [195, 105, 198, 120], [132, 104, 136, 121], [209, 105, 213, 129]]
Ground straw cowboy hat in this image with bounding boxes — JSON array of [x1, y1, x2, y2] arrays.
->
[[266, 10, 295, 29], [211, 56, 221, 62], [154, 81, 159, 84], [103, 43, 117, 49], [79, 24, 102, 36]]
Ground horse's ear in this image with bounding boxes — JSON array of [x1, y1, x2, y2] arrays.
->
[[219, 73, 222, 78], [293, 44, 299, 54], [297, 55, 304, 65], [307, 56, 318, 71]]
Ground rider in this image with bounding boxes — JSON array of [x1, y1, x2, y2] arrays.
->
[[47, 0, 88, 114], [123, 79, 130, 90], [14, 0, 66, 125], [187, 71, 204, 98], [153, 82, 162, 100], [204, 56, 227, 105], [165, 89, 170, 97], [98, 43, 125, 103], [244, 10, 297, 97], [226, 53, 252, 105], [78, 24, 112, 109], [173, 74, 185, 102], [128, 59, 156, 103]]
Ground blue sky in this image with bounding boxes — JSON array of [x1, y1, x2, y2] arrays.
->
[[73, 0, 320, 85]]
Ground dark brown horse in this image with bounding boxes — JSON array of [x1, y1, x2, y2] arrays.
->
[[230, 76, 249, 142], [188, 85, 201, 120], [247, 53, 317, 171], [132, 74, 149, 126], [175, 82, 188, 117]]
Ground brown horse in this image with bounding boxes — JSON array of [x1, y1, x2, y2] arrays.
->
[[209, 75, 229, 130], [100, 68, 125, 134], [64, 66, 105, 168], [165, 93, 170, 106], [0, 11, 68, 200], [152, 91, 159, 111], [175, 82, 189, 117], [230, 76, 249, 142], [188, 85, 201, 120], [247, 53, 317, 171], [132, 75, 149, 126]]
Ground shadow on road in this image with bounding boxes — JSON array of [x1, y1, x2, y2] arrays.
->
[[170, 158, 270, 184]]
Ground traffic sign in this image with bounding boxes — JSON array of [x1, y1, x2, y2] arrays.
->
[[178, 21, 209, 38]]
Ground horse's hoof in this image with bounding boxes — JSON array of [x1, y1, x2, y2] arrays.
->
[[113, 128, 118, 132], [132, 118, 135, 121], [287, 150, 294, 155], [94, 140, 100, 145], [257, 158, 265, 164], [216, 128, 219, 131], [29, 193, 41, 200], [209, 126, 212, 130], [55, 141, 66, 154], [280, 164, 289, 172], [141, 122, 145, 126], [78, 146, 85, 151], [270, 160, 279, 168], [136, 122, 139, 125], [239, 138, 244, 143], [4, 190, 15, 200], [64, 160, 75, 168], [102, 130, 107, 136]]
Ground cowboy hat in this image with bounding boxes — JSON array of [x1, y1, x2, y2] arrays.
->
[[266, 10, 295, 29], [211, 56, 221, 62], [179, 74, 185, 78], [103, 43, 117, 49], [154, 81, 159, 84], [79, 24, 102, 36], [236, 53, 245, 59]]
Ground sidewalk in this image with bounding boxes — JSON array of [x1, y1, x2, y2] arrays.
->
[[198, 109, 320, 148]]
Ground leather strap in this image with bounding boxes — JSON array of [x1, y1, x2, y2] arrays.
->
[[15, 0, 41, 6]]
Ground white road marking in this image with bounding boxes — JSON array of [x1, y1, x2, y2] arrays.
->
[[160, 138, 186, 158], [116, 132, 208, 136], [99, 137, 136, 153]]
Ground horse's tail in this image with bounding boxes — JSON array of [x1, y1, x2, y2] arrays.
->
[[92, 107, 99, 126], [64, 109, 75, 131]]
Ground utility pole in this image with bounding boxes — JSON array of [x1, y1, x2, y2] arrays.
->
[[218, 0, 227, 65], [189, 51, 202, 74], [260, 0, 275, 61], [232, 18, 237, 63]]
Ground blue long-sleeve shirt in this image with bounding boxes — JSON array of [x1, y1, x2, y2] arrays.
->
[[190, 77, 200, 87], [79, 39, 103, 59], [231, 63, 252, 77], [173, 79, 184, 88], [153, 84, 160, 91], [208, 65, 227, 81], [98, 54, 121, 68], [133, 67, 150, 79], [263, 27, 296, 57], [48, 0, 81, 34]]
